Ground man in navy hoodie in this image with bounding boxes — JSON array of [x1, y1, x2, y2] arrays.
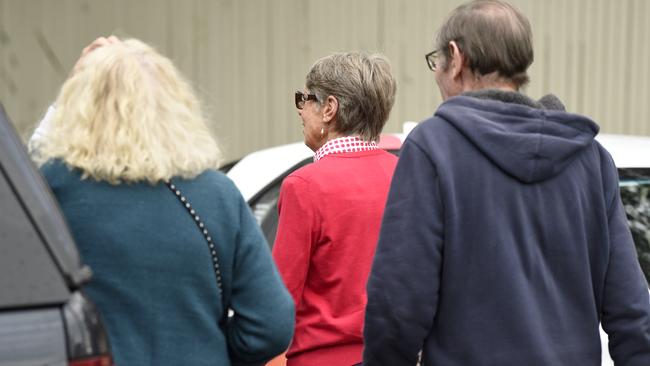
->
[[363, 1, 650, 365]]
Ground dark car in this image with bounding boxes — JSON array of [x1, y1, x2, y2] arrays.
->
[[0, 105, 112, 366]]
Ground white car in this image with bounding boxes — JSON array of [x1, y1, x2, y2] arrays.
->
[[227, 131, 650, 366]]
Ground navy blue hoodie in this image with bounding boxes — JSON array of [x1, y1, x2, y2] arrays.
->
[[364, 91, 650, 365]]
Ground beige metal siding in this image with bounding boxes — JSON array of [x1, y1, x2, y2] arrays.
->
[[1, 0, 649, 160]]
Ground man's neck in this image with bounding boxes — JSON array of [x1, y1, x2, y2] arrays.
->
[[461, 69, 518, 93]]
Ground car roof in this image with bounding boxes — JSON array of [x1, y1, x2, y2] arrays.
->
[[0, 104, 91, 309], [227, 142, 311, 202], [228, 132, 650, 202], [595, 134, 650, 169]]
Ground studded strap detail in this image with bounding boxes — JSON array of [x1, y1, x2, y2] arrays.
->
[[165, 181, 223, 294]]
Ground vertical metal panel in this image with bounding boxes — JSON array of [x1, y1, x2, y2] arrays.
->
[[1, 0, 42, 137], [202, 0, 237, 154], [636, 0, 646, 136], [630, 0, 650, 136], [576, 0, 604, 121], [265, 0, 310, 145], [1, 0, 649, 161], [0, 0, 7, 109]]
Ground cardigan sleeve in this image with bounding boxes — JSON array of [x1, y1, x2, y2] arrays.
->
[[363, 139, 444, 366], [226, 192, 295, 365], [272, 175, 317, 309]]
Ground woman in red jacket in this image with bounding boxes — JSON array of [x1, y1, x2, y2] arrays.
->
[[272, 51, 397, 366]]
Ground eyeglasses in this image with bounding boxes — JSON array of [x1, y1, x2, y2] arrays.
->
[[425, 50, 440, 72], [295, 90, 318, 109]]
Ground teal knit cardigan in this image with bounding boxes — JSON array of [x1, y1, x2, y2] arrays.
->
[[42, 160, 294, 366]]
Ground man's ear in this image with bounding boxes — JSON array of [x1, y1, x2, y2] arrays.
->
[[448, 40, 465, 80], [322, 95, 338, 123]]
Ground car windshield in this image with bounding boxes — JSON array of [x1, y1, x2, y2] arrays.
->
[[619, 168, 650, 286]]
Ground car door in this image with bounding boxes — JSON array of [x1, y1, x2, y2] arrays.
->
[[0, 104, 112, 366]]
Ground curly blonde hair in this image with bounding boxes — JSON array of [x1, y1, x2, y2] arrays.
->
[[31, 38, 222, 184]]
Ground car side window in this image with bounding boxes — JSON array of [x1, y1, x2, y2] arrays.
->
[[252, 183, 282, 246], [249, 158, 313, 247], [619, 168, 650, 287]]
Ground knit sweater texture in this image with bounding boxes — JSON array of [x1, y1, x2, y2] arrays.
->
[[42, 160, 295, 366], [273, 149, 397, 366]]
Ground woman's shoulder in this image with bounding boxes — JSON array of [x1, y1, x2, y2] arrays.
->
[[40, 158, 68, 175], [290, 150, 397, 176], [39, 159, 83, 186], [193, 169, 239, 192], [288, 161, 317, 178], [284, 162, 333, 191], [178, 169, 245, 205]]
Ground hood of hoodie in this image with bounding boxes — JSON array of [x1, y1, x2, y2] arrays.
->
[[435, 90, 599, 183]]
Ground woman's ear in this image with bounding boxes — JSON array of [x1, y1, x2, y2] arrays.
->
[[321, 95, 338, 123]]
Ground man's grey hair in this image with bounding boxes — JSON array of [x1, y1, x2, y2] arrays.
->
[[306, 51, 396, 142], [435, 0, 534, 87]]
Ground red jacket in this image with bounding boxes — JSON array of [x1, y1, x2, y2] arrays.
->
[[273, 149, 397, 366]]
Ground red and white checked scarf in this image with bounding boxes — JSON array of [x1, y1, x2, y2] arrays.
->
[[314, 136, 379, 162]]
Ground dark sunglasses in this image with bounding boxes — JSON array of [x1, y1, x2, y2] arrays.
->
[[295, 90, 318, 109]]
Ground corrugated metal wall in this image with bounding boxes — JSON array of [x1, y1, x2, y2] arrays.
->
[[1, 0, 649, 161]]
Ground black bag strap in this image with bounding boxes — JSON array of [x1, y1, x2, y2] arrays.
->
[[165, 181, 223, 294]]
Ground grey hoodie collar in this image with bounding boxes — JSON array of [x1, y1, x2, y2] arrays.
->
[[436, 91, 598, 183], [462, 89, 566, 112]]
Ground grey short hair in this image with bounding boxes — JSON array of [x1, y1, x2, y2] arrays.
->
[[436, 0, 533, 87], [306, 51, 397, 142]]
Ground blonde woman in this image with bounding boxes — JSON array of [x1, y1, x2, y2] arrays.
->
[[31, 37, 294, 366]]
